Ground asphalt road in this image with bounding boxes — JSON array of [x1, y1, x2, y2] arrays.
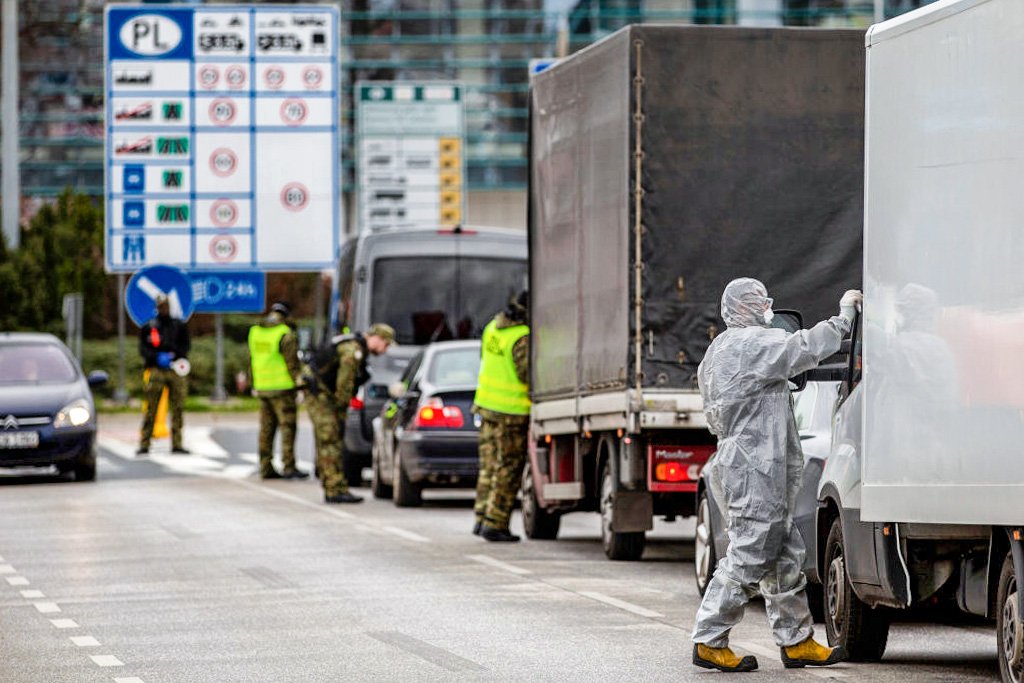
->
[[0, 413, 1002, 682]]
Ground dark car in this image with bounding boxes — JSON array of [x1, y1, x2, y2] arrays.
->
[[370, 340, 482, 507], [0, 333, 107, 481]]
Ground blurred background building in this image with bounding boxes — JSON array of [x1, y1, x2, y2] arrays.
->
[[1, 0, 937, 229]]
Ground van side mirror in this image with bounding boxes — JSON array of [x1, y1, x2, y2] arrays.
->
[[771, 310, 807, 392]]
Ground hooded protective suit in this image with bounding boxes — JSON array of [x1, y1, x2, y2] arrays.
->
[[692, 278, 851, 648]]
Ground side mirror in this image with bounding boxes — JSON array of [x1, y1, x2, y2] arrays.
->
[[87, 370, 109, 388], [771, 310, 807, 391], [388, 381, 406, 399]]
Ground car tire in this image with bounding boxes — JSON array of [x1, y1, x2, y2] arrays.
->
[[521, 463, 559, 540], [600, 462, 645, 561], [997, 550, 1024, 683], [393, 456, 422, 508], [73, 452, 97, 482], [371, 439, 392, 500], [694, 490, 716, 595], [823, 517, 889, 661]]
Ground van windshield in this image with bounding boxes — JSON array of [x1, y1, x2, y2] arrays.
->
[[372, 257, 527, 345]]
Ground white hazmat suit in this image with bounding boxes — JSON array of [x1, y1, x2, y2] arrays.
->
[[692, 278, 852, 648]]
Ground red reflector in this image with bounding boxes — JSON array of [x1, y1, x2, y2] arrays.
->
[[415, 399, 464, 428], [349, 396, 365, 410]]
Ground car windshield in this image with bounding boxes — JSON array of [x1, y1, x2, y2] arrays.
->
[[371, 257, 526, 345], [427, 347, 481, 388], [0, 343, 78, 384]]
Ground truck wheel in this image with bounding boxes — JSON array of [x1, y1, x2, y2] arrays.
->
[[521, 463, 560, 540], [370, 439, 392, 500], [823, 517, 889, 661], [600, 462, 645, 561], [694, 490, 716, 595], [393, 456, 422, 508], [997, 551, 1024, 683]]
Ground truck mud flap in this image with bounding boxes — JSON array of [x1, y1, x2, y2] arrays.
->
[[877, 523, 911, 607], [611, 492, 653, 533]]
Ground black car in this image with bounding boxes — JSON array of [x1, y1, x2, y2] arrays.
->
[[0, 333, 107, 481], [370, 340, 481, 507]]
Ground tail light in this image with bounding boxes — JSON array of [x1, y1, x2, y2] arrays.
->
[[415, 397, 464, 428], [349, 387, 365, 411], [649, 444, 714, 488]]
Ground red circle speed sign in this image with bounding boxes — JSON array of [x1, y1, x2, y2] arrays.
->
[[210, 200, 239, 228], [280, 182, 309, 212], [208, 99, 236, 126], [209, 148, 238, 178], [279, 98, 308, 127], [209, 234, 238, 263]]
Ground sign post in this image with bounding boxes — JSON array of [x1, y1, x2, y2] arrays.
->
[[356, 82, 465, 232]]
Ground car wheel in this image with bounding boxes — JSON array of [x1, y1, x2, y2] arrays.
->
[[694, 490, 716, 595], [73, 451, 97, 482], [521, 462, 559, 540], [600, 461, 645, 561], [370, 438, 392, 500], [393, 455, 422, 508], [823, 517, 889, 661], [997, 550, 1024, 683]]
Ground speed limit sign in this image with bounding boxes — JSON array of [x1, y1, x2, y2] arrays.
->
[[209, 200, 238, 228], [208, 99, 236, 126], [209, 235, 238, 263], [280, 182, 309, 212], [209, 148, 238, 178], [280, 99, 308, 127]]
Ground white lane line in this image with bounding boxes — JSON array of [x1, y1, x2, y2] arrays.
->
[[20, 589, 44, 598], [466, 554, 532, 576], [577, 591, 664, 618], [238, 452, 259, 464], [6, 576, 29, 586], [115, 678, 146, 683], [34, 602, 61, 614], [0, 564, 15, 574], [51, 618, 79, 629], [228, 479, 355, 519], [220, 464, 257, 479], [70, 635, 100, 647], [383, 526, 430, 543], [89, 654, 124, 667], [183, 427, 230, 459]]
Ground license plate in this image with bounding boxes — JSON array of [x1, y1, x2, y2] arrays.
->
[[0, 431, 40, 449]]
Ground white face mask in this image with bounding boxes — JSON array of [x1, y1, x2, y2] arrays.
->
[[763, 308, 775, 325]]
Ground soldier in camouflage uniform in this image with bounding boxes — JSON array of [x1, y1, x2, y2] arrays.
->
[[306, 323, 395, 504], [248, 301, 308, 480], [137, 294, 191, 455], [472, 291, 530, 542]]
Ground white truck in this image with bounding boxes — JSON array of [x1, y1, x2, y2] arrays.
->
[[808, 1, 1024, 680]]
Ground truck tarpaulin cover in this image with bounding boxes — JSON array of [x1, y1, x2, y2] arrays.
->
[[530, 25, 864, 400]]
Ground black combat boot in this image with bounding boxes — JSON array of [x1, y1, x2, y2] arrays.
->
[[481, 526, 520, 543], [472, 520, 483, 536], [261, 469, 283, 480], [283, 468, 310, 480], [325, 491, 364, 504]]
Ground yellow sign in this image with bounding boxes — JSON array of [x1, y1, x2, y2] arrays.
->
[[439, 137, 461, 155], [441, 190, 461, 206], [439, 154, 460, 171], [440, 171, 461, 188], [440, 206, 462, 225]]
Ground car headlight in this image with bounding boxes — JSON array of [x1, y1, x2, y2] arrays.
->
[[54, 399, 92, 429]]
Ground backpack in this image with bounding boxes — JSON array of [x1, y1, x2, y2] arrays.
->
[[308, 333, 368, 390]]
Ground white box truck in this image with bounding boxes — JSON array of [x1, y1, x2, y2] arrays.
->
[[810, 1, 1024, 680]]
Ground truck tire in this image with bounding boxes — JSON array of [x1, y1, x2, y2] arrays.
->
[[823, 517, 889, 661], [521, 463, 560, 540], [370, 440, 392, 500], [997, 550, 1023, 683], [694, 490, 716, 595], [393, 456, 422, 507], [600, 462, 645, 561]]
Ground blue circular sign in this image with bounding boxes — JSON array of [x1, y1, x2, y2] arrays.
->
[[125, 265, 194, 327]]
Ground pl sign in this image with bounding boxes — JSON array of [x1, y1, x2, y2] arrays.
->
[[104, 5, 341, 273]]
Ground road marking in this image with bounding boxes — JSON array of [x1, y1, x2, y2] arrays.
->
[[229, 478, 355, 518], [383, 526, 429, 543], [97, 436, 140, 460], [184, 427, 229, 458], [577, 591, 664, 618], [20, 589, 44, 598], [115, 678, 146, 683], [238, 452, 259, 464], [466, 554, 532, 576], [90, 654, 124, 667], [51, 618, 79, 629], [70, 635, 100, 647], [0, 554, 4, 561], [6, 576, 29, 586], [367, 631, 487, 673], [220, 464, 257, 479], [34, 602, 61, 613], [99, 457, 125, 473], [0, 564, 15, 574]]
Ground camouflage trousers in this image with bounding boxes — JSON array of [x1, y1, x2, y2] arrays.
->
[[258, 391, 297, 476], [474, 416, 528, 531], [306, 392, 349, 496], [140, 368, 187, 450]]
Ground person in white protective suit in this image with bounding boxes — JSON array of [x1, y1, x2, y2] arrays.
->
[[692, 277, 861, 673]]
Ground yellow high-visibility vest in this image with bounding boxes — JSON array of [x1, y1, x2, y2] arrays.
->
[[474, 320, 530, 415], [248, 324, 296, 391]]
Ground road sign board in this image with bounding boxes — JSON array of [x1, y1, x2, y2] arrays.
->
[[528, 58, 558, 79], [104, 5, 341, 273], [190, 270, 265, 313], [356, 82, 466, 232], [125, 264, 195, 327]]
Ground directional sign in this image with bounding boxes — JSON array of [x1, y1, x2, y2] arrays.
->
[[125, 264, 195, 327], [356, 82, 466, 232], [190, 270, 265, 313], [528, 58, 558, 80], [104, 5, 341, 273]]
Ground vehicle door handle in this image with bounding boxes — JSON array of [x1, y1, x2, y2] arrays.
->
[[799, 433, 814, 441]]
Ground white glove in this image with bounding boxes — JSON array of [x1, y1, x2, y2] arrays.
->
[[839, 290, 863, 323]]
